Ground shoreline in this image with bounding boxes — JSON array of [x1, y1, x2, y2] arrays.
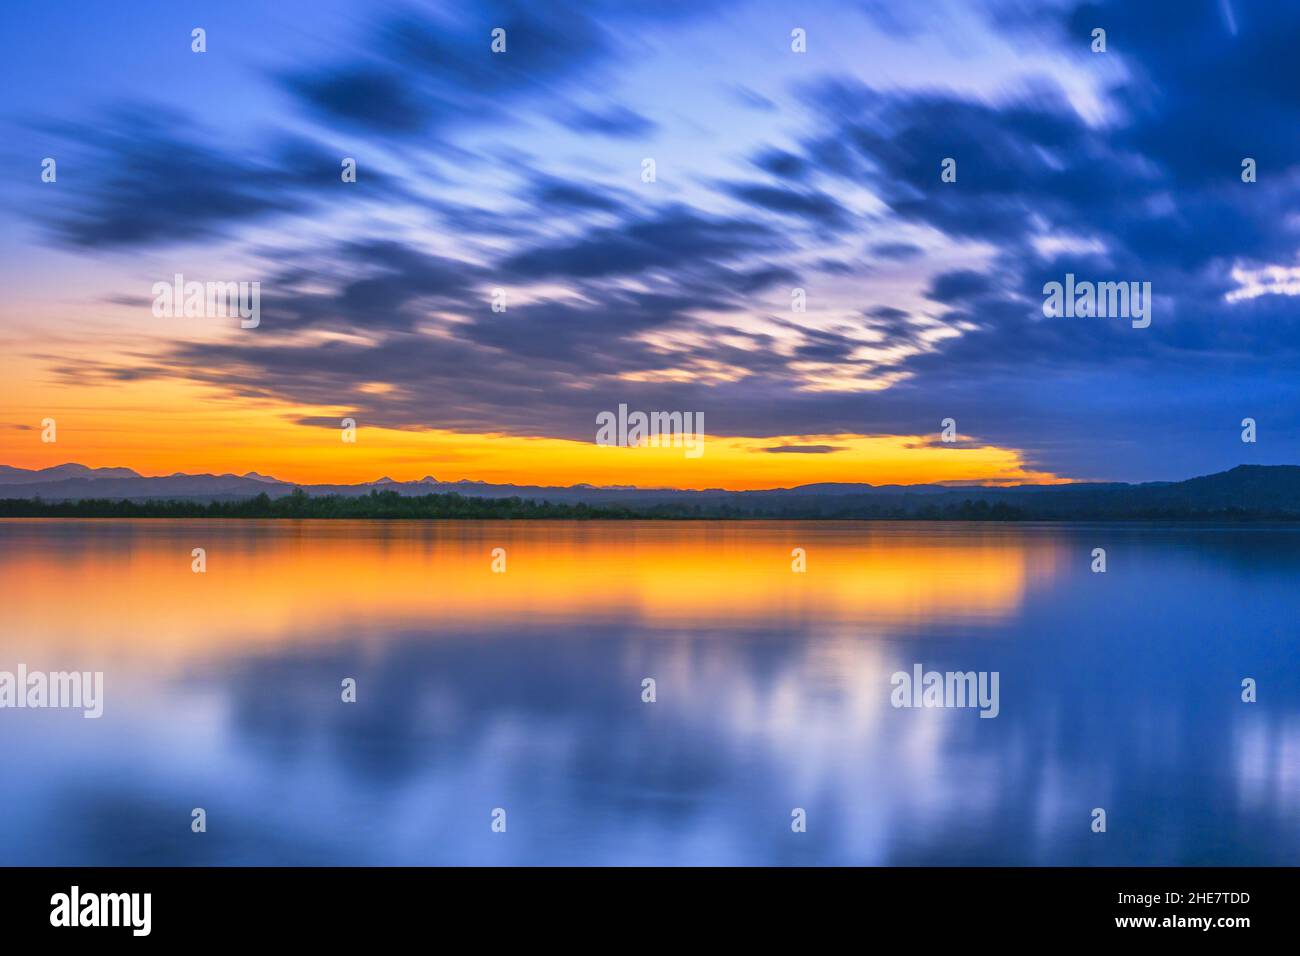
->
[[4, 499, 1300, 524]]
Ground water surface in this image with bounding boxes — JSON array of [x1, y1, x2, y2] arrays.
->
[[0, 519, 1296, 865]]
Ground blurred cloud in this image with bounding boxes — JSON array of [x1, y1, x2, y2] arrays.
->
[[8, 0, 1300, 481]]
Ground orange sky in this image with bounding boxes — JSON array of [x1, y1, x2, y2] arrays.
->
[[2, 364, 1060, 489]]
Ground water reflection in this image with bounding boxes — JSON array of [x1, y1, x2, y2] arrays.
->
[[0, 519, 1296, 864]]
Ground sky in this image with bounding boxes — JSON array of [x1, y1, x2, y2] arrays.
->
[[1, 0, 1297, 489]]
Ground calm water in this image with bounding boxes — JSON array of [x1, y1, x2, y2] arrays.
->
[[0, 518, 1296, 865]]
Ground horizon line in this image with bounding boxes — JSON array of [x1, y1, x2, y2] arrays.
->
[[2, 460, 1283, 495]]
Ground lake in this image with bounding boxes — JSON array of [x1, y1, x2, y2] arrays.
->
[[0, 518, 1296, 865]]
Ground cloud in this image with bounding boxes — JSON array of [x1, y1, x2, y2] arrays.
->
[[722, 182, 854, 231], [749, 147, 812, 180], [286, 66, 435, 134], [559, 105, 657, 139], [500, 205, 788, 280], [281, 0, 721, 139], [36, 110, 396, 249], [21, 0, 1300, 483], [870, 242, 924, 261], [926, 270, 995, 304], [760, 445, 847, 454], [523, 175, 626, 214]]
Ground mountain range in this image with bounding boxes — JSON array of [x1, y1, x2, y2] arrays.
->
[[4, 462, 1300, 519]]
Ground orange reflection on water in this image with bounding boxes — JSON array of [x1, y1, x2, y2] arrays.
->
[[0, 519, 1063, 663]]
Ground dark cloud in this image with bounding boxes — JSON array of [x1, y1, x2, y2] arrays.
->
[[760, 445, 846, 454], [286, 66, 434, 134], [559, 105, 657, 139], [500, 205, 787, 280], [723, 182, 854, 231], [284, 3, 606, 135], [283, 0, 719, 138], [927, 270, 995, 304], [37, 111, 395, 249], [870, 241, 923, 261], [750, 147, 811, 180], [734, 264, 801, 294], [525, 175, 626, 214]]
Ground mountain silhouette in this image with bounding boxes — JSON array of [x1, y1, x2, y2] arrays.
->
[[2, 463, 1299, 519]]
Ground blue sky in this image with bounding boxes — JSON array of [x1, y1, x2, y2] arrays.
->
[[2, 0, 1298, 483]]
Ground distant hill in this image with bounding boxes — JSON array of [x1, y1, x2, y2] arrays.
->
[[0, 463, 142, 485], [2, 463, 1300, 520]]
